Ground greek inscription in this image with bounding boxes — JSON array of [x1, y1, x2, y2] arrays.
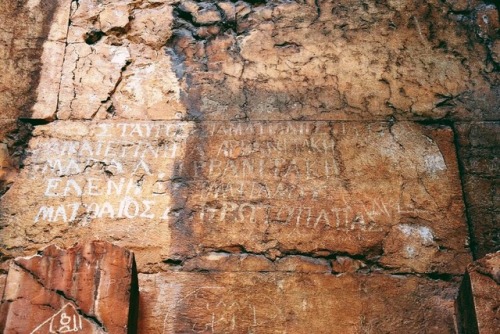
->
[[190, 158, 338, 180], [29, 123, 190, 224], [197, 200, 411, 232], [207, 122, 317, 136], [34, 199, 165, 223]]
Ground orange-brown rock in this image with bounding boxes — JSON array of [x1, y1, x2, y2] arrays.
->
[[0, 241, 138, 333], [7, 0, 494, 122], [0, 121, 194, 270], [173, 121, 471, 274], [455, 252, 500, 334], [138, 272, 459, 333], [182, 253, 331, 273], [167, 0, 499, 121], [0, 0, 70, 120], [0, 120, 23, 195], [57, 0, 185, 121], [0, 121, 471, 274], [0, 0, 498, 332]]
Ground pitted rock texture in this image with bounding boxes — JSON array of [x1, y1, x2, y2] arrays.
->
[[0, 120, 32, 196], [0, 241, 138, 334], [172, 121, 471, 274], [138, 272, 459, 333], [11, 0, 495, 121], [0, 121, 471, 275], [167, 0, 499, 121], [57, 0, 185, 120], [0, 0, 498, 333], [0, 0, 70, 120], [455, 252, 500, 334]]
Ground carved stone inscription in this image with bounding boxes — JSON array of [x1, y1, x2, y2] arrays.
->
[[0, 121, 193, 268], [177, 121, 470, 274], [138, 272, 458, 334], [0, 121, 470, 273], [29, 122, 190, 222]]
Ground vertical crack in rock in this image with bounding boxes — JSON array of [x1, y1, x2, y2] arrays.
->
[[54, 0, 79, 119], [451, 122, 478, 259], [92, 58, 132, 119]]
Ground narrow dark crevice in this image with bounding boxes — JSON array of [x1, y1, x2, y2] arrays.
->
[[18, 118, 51, 126], [414, 118, 454, 126], [77, 310, 106, 332], [455, 271, 480, 334], [127, 256, 139, 334], [450, 122, 479, 260], [162, 246, 463, 282]]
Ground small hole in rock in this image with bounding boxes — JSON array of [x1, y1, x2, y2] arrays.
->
[[84, 29, 105, 44]]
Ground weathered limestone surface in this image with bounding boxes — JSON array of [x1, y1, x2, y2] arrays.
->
[[0, 0, 70, 120], [0, 121, 471, 274], [0, 241, 138, 333], [455, 252, 500, 334], [138, 272, 459, 333], [10, 0, 494, 121], [167, 0, 499, 121], [0, 0, 498, 333], [456, 122, 500, 258], [0, 119, 33, 199], [57, 0, 185, 120]]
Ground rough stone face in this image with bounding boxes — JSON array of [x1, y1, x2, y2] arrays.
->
[[455, 252, 500, 334], [138, 272, 459, 334], [182, 253, 331, 273], [57, 0, 185, 121], [0, 121, 471, 275], [0, 121, 21, 195], [0, 120, 33, 196], [167, 0, 499, 121], [455, 122, 500, 258], [0, 0, 70, 120], [0, 0, 498, 332], [0, 241, 138, 333], [12, 0, 495, 122]]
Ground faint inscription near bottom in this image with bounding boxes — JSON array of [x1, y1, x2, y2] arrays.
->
[[31, 303, 85, 333]]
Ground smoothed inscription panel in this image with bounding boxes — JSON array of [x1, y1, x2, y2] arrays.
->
[[0, 121, 470, 273], [138, 272, 458, 334], [0, 121, 194, 269], [175, 121, 470, 274]]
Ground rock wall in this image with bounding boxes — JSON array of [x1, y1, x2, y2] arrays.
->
[[0, 0, 498, 333]]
